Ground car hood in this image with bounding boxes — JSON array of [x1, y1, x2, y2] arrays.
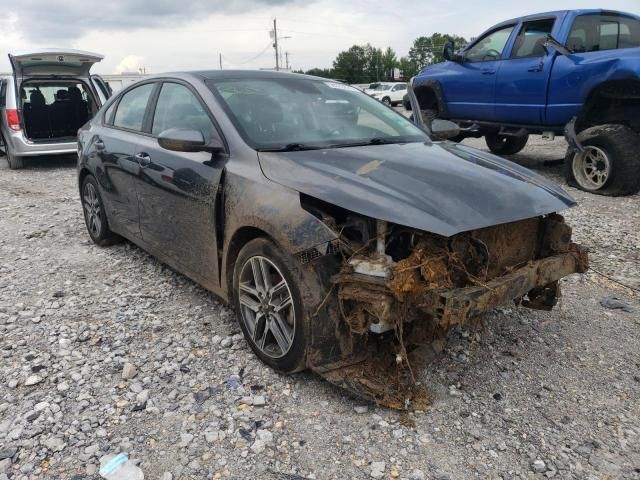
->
[[258, 141, 576, 237]]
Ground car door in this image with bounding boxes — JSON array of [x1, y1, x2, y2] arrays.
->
[[494, 18, 557, 125], [442, 25, 516, 121], [95, 81, 157, 240], [133, 80, 225, 286], [390, 83, 407, 103], [547, 12, 640, 125]]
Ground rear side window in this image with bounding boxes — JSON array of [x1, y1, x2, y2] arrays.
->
[[465, 26, 515, 62], [151, 82, 213, 137], [103, 101, 117, 125], [511, 19, 555, 58], [568, 14, 640, 53], [113, 83, 155, 131]]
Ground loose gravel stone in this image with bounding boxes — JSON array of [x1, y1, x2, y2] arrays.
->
[[0, 139, 638, 479]]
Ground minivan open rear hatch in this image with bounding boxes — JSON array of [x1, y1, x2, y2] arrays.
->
[[9, 49, 104, 82]]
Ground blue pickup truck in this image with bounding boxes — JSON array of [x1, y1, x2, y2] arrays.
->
[[408, 9, 640, 196]]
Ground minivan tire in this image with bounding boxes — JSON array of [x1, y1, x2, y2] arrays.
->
[[81, 175, 121, 246], [564, 124, 640, 196], [4, 140, 24, 169], [485, 133, 529, 155], [233, 238, 310, 374]]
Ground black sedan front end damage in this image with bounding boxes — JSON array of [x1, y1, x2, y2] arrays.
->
[[301, 206, 588, 409]]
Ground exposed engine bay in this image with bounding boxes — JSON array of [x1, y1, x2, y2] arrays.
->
[[301, 195, 589, 409]]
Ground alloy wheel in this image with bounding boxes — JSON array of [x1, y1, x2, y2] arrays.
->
[[573, 145, 611, 191], [83, 182, 102, 237], [238, 256, 295, 359]]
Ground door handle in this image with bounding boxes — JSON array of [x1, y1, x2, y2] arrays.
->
[[94, 139, 105, 151], [481, 69, 495, 75], [135, 152, 151, 167], [528, 62, 544, 72]]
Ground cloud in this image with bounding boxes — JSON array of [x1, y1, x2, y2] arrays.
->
[[10, 0, 303, 41], [115, 55, 145, 74]]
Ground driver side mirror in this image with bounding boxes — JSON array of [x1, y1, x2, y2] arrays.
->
[[443, 40, 464, 63], [430, 119, 460, 141], [543, 34, 573, 56], [158, 128, 224, 154]]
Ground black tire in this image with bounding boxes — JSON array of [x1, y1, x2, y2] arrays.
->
[[233, 238, 310, 374], [564, 124, 640, 196], [485, 133, 529, 155], [81, 175, 121, 246], [3, 139, 24, 169], [381, 97, 392, 107]]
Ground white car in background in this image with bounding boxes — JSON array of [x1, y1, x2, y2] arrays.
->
[[368, 82, 407, 106]]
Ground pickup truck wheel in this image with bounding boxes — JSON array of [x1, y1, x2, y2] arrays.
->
[[233, 238, 309, 374], [485, 133, 529, 155], [565, 124, 640, 196]]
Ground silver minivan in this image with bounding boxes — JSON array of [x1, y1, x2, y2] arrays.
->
[[0, 49, 111, 169]]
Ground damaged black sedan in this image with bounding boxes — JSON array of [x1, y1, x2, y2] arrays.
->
[[78, 71, 587, 408]]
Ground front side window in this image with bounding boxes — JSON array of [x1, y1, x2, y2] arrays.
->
[[568, 14, 640, 53], [465, 26, 515, 62], [511, 19, 555, 58], [152, 83, 214, 137], [207, 78, 427, 150], [392, 84, 407, 91], [113, 83, 155, 131]]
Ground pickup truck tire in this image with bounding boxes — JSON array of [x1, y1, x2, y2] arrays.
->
[[485, 133, 529, 155], [565, 124, 640, 196]]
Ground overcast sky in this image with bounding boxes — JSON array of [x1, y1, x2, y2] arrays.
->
[[1, 0, 639, 74]]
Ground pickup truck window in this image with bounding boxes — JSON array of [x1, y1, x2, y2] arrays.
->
[[511, 19, 555, 58], [568, 14, 640, 53], [465, 26, 515, 62]]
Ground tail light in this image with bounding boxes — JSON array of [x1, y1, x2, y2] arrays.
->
[[5, 109, 21, 131]]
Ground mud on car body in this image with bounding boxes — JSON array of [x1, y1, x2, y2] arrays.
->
[[77, 70, 588, 408]]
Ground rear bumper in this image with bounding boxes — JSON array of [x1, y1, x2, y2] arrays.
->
[[5, 130, 76, 157]]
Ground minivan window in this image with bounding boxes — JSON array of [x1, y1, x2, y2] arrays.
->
[[113, 83, 155, 131], [568, 14, 640, 52], [465, 26, 515, 62], [511, 19, 555, 58], [152, 83, 213, 137], [0, 80, 6, 107]]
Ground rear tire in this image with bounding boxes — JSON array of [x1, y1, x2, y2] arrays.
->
[[564, 124, 640, 196], [81, 175, 121, 246], [233, 238, 311, 374], [4, 141, 24, 169], [381, 97, 392, 107], [485, 133, 529, 155]]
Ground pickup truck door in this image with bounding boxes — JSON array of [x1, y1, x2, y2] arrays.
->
[[443, 25, 516, 121], [494, 18, 558, 125]]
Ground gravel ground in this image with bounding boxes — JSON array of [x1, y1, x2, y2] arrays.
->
[[0, 138, 639, 480]]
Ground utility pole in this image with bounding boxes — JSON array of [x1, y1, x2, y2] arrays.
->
[[219, 53, 222, 70], [285, 51, 290, 70], [273, 18, 280, 71]]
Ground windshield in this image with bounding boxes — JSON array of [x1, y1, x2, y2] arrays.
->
[[374, 84, 392, 91], [206, 77, 427, 150]]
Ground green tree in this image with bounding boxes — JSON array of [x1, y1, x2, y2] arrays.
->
[[398, 56, 418, 80], [332, 45, 369, 83], [364, 44, 384, 83], [381, 47, 398, 80], [305, 67, 334, 78], [408, 33, 467, 72]]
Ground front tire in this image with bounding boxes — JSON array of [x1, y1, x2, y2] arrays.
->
[[485, 133, 529, 155], [81, 175, 121, 246], [233, 238, 309, 374], [564, 124, 640, 196]]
